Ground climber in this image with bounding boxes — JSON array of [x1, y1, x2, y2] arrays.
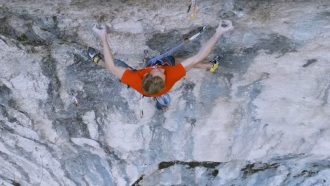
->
[[91, 20, 233, 109]]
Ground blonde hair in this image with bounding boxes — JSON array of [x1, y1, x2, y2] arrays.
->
[[142, 74, 165, 95]]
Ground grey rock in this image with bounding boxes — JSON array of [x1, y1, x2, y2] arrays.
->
[[1, 0, 330, 185]]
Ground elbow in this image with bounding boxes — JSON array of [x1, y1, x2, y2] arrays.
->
[[193, 54, 204, 63]]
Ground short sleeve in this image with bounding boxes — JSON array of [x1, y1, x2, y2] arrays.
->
[[120, 69, 143, 90], [166, 64, 186, 83]]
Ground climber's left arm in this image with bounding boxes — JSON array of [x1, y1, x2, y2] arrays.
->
[[181, 20, 233, 71]]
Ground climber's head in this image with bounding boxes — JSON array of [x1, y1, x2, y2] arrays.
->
[[142, 67, 165, 95]]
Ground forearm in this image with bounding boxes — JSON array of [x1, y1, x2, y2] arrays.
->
[[99, 36, 125, 79], [101, 36, 116, 72], [194, 31, 223, 62], [182, 31, 224, 70]]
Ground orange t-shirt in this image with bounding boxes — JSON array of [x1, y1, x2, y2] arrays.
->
[[120, 64, 186, 97]]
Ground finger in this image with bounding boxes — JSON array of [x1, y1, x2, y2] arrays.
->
[[92, 24, 97, 29], [93, 24, 103, 31], [106, 23, 113, 28], [96, 23, 102, 29], [219, 20, 224, 26], [105, 24, 111, 33], [92, 24, 99, 32], [221, 21, 229, 28], [224, 20, 232, 27]]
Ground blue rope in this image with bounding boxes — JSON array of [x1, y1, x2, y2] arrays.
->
[[147, 42, 185, 66], [147, 26, 205, 66]]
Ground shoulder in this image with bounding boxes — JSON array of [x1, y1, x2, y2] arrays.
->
[[120, 67, 151, 85], [163, 64, 186, 84], [164, 64, 186, 75]]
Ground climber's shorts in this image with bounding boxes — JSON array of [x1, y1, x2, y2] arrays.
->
[[160, 56, 176, 66], [146, 55, 176, 67]]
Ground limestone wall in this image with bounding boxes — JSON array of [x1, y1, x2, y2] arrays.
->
[[0, 0, 330, 185]]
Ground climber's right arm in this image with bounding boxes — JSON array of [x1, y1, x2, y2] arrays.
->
[[100, 36, 125, 79], [93, 25, 125, 79]]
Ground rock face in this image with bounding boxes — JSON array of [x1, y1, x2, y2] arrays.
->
[[0, 0, 330, 185]]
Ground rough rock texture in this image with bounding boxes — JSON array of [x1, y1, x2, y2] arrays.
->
[[0, 0, 330, 185]]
